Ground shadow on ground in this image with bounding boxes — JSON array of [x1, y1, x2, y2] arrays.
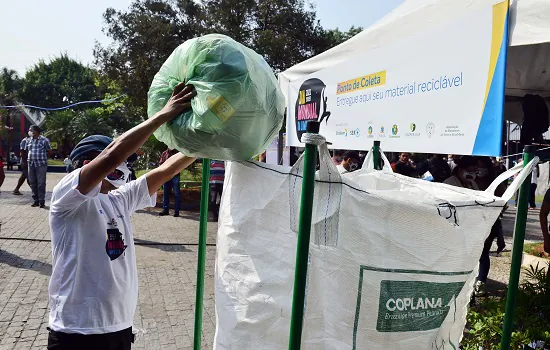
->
[[0, 249, 52, 276], [135, 208, 217, 222], [133, 238, 192, 252]]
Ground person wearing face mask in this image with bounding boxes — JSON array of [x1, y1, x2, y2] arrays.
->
[[336, 150, 360, 174], [443, 156, 479, 190], [394, 152, 418, 178], [47, 83, 197, 349]]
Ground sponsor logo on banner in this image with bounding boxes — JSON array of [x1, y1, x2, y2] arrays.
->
[[390, 124, 400, 139], [379, 126, 386, 138], [294, 78, 331, 141], [336, 129, 348, 137], [426, 123, 436, 138], [441, 125, 464, 137], [367, 124, 374, 138], [349, 128, 361, 137], [406, 122, 420, 137]]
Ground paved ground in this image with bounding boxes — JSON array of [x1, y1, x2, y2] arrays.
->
[[0, 169, 546, 349], [0, 170, 217, 349]]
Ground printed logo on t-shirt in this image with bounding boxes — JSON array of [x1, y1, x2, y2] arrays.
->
[[106, 228, 127, 261]]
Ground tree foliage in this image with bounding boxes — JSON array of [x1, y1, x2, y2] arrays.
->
[[94, 0, 358, 116], [94, 0, 205, 117], [19, 54, 100, 110]]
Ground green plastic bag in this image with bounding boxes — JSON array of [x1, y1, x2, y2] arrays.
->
[[147, 34, 285, 160]]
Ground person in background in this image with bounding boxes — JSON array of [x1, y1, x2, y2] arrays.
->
[[0, 156, 5, 194], [475, 157, 495, 191], [332, 150, 344, 166], [25, 125, 52, 208], [514, 157, 523, 206], [492, 157, 509, 218], [259, 152, 266, 163], [448, 154, 457, 172], [443, 156, 479, 190], [428, 154, 452, 183], [47, 83, 196, 349], [529, 164, 539, 209], [538, 187, 550, 257], [393, 152, 418, 178], [209, 160, 225, 221], [336, 150, 360, 174], [7, 152, 17, 170], [158, 148, 181, 217], [13, 136, 30, 195], [492, 157, 507, 175], [475, 155, 506, 273], [63, 156, 71, 173], [444, 156, 488, 296]]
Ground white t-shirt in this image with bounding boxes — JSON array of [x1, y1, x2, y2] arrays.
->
[[48, 169, 156, 334], [532, 166, 538, 184], [336, 164, 349, 174]]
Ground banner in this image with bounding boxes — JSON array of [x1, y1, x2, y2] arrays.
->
[[285, 1, 509, 156]]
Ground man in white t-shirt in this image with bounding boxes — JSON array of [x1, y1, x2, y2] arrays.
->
[[47, 83, 196, 349], [336, 150, 360, 174]]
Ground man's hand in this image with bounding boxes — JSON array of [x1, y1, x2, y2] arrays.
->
[[159, 83, 196, 121]]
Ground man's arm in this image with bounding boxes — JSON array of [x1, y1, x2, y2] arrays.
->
[[145, 154, 196, 196], [77, 83, 195, 195], [540, 200, 550, 254]]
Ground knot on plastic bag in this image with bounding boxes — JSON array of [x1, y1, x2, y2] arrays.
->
[[300, 133, 326, 146]]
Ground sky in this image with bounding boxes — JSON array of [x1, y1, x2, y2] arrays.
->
[[0, 0, 403, 75]]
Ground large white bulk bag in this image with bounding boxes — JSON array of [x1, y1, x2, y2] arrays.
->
[[214, 142, 536, 349]]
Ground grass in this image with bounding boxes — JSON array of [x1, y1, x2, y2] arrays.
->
[[135, 166, 202, 187], [524, 242, 549, 259], [47, 159, 65, 166]]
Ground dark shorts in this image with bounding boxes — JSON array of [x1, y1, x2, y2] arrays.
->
[[47, 327, 134, 350]]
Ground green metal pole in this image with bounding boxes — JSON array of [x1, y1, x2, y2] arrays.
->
[[194, 159, 211, 350], [288, 121, 319, 350], [372, 140, 381, 170], [500, 145, 535, 349]]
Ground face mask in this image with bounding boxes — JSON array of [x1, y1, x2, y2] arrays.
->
[[349, 162, 359, 171], [463, 170, 477, 181], [105, 163, 131, 188], [477, 168, 488, 177], [28, 131, 33, 137]]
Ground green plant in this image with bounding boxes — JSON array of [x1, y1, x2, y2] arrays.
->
[[461, 262, 550, 349]]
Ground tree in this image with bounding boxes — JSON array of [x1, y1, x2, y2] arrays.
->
[[94, 0, 205, 116], [95, 0, 344, 115], [189, 0, 330, 71], [0, 67, 23, 151], [19, 54, 100, 110], [44, 106, 117, 156], [322, 26, 363, 50]]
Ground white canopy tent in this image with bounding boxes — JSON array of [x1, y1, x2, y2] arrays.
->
[[279, 0, 550, 125]]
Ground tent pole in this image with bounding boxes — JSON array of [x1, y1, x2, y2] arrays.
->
[[288, 121, 319, 350], [500, 145, 535, 349], [193, 159, 211, 350], [372, 140, 381, 170]]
